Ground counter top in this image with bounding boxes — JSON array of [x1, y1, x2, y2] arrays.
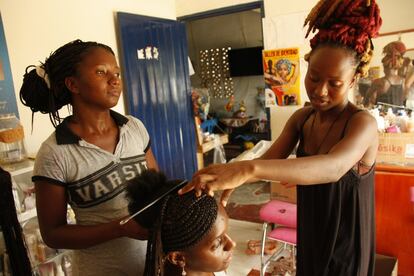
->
[[375, 162, 414, 173]]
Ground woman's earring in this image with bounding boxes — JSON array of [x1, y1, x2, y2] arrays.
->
[[181, 263, 187, 276]]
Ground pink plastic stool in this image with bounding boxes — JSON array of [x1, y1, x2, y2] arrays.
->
[[259, 200, 297, 228], [268, 227, 297, 245], [259, 200, 297, 276]]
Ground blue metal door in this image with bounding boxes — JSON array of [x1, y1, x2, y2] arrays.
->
[[117, 12, 197, 180]]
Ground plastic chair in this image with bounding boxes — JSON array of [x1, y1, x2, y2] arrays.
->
[[259, 200, 297, 276]]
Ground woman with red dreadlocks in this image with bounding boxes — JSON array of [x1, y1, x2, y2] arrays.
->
[[366, 40, 407, 107], [180, 0, 382, 275]]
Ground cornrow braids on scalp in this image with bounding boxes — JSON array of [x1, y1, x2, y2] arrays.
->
[[304, 0, 382, 78], [19, 39, 115, 127], [125, 170, 219, 276], [161, 192, 218, 252]]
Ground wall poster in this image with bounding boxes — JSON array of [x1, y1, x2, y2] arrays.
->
[[263, 47, 300, 107], [0, 13, 18, 117]]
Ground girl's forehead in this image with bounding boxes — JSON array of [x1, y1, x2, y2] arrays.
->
[[85, 47, 113, 57], [79, 48, 117, 65], [309, 47, 356, 74], [311, 46, 353, 61], [185, 207, 229, 253], [206, 206, 228, 238]]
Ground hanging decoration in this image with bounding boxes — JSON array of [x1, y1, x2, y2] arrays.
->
[[199, 47, 234, 99]]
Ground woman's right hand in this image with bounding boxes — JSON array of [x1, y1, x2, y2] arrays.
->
[[179, 161, 255, 205]]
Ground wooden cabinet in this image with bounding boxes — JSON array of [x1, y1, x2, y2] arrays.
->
[[375, 164, 414, 276]]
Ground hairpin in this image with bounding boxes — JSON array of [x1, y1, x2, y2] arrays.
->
[[120, 180, 188, 225]]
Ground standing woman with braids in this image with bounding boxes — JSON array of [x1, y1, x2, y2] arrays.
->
[[366, 40, 407, 107], [181, 1, 382, 275], [20, 40, 158, 275], [126, 170, 235, 276]]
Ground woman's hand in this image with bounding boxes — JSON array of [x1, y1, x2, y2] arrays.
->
[[118, 218, 149, 240], [179, 161, 255, 205]]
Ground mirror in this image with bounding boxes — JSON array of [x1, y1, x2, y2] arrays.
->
[[355, 30, 414, 111]]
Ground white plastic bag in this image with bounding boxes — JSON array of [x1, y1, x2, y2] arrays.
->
[[212, 134, 227, 164], [229, 140, 272, 163]]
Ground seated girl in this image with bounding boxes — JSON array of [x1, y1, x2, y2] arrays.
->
[[125, 170, 236, 276]]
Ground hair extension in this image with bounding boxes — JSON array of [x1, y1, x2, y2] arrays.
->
[[381, 40, 406, 70], [19, 39, 115, 127], [142, 198, 169, 276], [125, 170, 219, 276], [125, 170, 170, 228], [304, 0, 382, 78]]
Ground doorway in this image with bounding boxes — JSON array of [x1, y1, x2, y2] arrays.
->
[[117, 12, 197, 180], [179, 2, 271, 164]]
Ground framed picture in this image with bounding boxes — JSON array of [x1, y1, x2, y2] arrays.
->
[[263, 48, 301, 106]]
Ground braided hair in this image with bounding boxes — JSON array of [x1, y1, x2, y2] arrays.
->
[[125, 170, 218, 276], [304, 0, 382, 78], [19, 39, 114, 127]]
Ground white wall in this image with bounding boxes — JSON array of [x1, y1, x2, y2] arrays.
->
[[176, 0, 255, 18], [0, 0, 176, 155], [376, 0, 413, 33]]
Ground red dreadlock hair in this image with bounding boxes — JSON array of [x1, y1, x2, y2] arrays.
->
[[304, 0, 382, 78], [381, 40, 406, 70]]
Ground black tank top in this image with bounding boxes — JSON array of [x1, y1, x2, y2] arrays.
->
[[376, 78, 404, 106], [295, 109, 376, 276]]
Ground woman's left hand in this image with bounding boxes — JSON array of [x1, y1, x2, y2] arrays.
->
[[118, 218, 149, 240], [179, 161, 254, 205]]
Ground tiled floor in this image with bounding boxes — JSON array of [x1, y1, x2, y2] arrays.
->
[[226, 219, 263, 275]]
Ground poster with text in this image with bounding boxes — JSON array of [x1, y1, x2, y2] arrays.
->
[[263, 47, 300, 107], [0, 13, 18, 117]]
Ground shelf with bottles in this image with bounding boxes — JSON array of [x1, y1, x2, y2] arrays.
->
[[23, 215, 74, 276], [369, 105, 414, 166], [1, 159, 34, 177], [32, 252, 73, 276], [21, 207, 76, 275], [8, 161, 37, 225], [31, 249, 73, 276], [3, 160, 76, 275], [18, 207, 37, 223]]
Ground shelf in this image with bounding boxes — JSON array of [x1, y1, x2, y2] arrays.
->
[[198, 133, 229, 153], [32, 250, 66, 269], [18, 208, 37, 223], [32, 249, 72, 271], [2, 159, 34, 177]]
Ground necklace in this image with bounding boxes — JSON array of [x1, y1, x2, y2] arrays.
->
[[310, 104, 348, 154]]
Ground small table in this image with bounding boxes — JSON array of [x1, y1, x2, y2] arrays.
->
[[194, 117, 228, 169]]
